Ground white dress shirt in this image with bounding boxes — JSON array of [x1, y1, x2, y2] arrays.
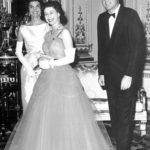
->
[[108, 4, 120, 38]]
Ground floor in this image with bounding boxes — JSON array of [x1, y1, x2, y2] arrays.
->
[[103, 111, 150, 150], [0, 112, 150, 150]]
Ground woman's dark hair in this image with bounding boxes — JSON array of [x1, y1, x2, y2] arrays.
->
[[27, 0, 43, 9], [27, 0, 44, 21], [43, 1, 68, 25]]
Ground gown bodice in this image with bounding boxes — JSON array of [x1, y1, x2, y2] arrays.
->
[[20, 23, 49, 54], [42, 29, 66, 59]]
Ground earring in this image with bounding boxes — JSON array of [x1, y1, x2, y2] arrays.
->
[[28, 12, 31, 17]]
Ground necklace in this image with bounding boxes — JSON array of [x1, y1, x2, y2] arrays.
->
[[51, 24, 63, 36], [29, 18, 43, 25]]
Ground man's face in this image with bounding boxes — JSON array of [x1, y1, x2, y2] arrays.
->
[[102, 0, 119, 11]]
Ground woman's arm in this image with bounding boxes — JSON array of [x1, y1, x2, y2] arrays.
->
[[15, 27, 35, 76]]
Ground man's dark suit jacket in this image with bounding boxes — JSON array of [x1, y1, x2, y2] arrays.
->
[[97, 6, 146, 89]]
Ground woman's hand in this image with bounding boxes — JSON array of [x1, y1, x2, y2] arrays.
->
[[39, 59, 50, 69], [26, 66, 36, 77], [48, 59, 55, 68], [98, 75, 105, 87]]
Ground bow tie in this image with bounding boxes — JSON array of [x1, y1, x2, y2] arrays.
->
[[107, 13, 115, 18]]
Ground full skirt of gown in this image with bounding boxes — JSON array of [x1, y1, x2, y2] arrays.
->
[[5, 65, 114, 150]]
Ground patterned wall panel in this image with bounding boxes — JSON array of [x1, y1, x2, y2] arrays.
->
[[72, 0, 93, 61]]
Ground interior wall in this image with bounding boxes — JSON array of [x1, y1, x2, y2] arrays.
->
[[90, 0, 105, 61], [61, 0, 73, 33]]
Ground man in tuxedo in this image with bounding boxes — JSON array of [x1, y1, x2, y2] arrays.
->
[[97, 0, 146, 150]]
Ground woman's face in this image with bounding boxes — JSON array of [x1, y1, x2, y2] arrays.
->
[[29, 1, 41, 18], [44, 7, 60, 26]]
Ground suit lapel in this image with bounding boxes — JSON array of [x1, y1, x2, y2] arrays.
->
[[103, 12, 110, 42]]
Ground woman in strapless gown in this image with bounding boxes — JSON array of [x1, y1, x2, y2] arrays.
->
[[15, 0, 50, 112], [4, 1, 114, 150]]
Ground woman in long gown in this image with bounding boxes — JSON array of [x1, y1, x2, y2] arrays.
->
[[15, 0, 49, 112], [5, 1, 114, 150]]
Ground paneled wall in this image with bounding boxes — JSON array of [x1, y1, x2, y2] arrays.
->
[[64, 0, 105, 61]]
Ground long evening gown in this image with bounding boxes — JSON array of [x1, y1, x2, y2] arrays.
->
[[4, 29, 114, 150], [19, 23, 49, 112]]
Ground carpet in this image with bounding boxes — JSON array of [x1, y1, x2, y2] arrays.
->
[[131, 123, 150, 150], [106, 111, 150, 150]]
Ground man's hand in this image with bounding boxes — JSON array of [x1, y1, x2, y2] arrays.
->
[[121, 75, 132, 90], [98, 75, 105, 87]]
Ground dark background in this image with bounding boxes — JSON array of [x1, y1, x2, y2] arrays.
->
[[12, 0, 27, 18]]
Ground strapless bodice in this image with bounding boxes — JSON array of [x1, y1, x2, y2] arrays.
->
[[42, 30, 66, 59], [20, 23, 49, 54]]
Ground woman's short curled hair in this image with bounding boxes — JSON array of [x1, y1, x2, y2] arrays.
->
[[43, 1, 68, 25], [27, 0, 43, 8]]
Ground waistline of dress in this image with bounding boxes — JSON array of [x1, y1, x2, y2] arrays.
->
[[25, 51, 43, 56]]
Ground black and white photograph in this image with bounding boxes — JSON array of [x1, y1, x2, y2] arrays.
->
[[0, 0, 150, 150]]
